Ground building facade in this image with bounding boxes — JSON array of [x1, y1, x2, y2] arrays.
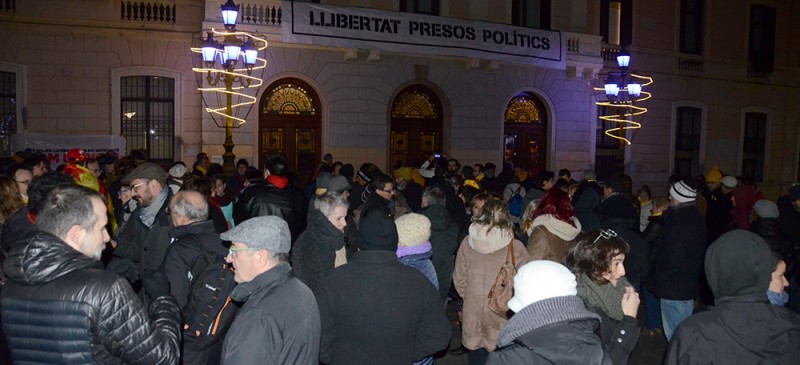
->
[[1, 0, 798, 197]]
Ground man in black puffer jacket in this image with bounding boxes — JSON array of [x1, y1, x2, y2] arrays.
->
[[1, 185, 180, 364], [233, 153, 306, 242]]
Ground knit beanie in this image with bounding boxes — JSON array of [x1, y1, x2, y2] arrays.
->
[[706, 166, 722, 184], [358, 210, 399, 251], [394, 167, 412, 182], [507, 261, 578, 313], [753, 199, 779, 219], [721, 176, 737, 189], [669, 179, 697, 203], [395, 213, 431, 247]]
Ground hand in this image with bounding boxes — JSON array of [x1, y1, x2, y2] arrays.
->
[[621, 286, 640, 318]]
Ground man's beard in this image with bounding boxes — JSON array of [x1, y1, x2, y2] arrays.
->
[[80, 235, 103, 261]]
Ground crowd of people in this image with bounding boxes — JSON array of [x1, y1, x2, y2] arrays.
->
[[1, 149, 799, 364]]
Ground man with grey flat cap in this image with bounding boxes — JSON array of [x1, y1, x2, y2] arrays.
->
[[219, 216, 320, 365]]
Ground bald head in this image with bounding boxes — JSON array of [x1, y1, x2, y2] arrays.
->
[[170, 190, 209, 226]]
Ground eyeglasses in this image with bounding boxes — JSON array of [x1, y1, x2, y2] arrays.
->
[[119, 188, 131, 195], [129, 181, 147, 192], [228, 247, 260, 258], [380, 187, 395, 194], [594, 229, 618, 243]]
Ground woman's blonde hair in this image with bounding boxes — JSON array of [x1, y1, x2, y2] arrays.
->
[[471, 197, 513, 234]]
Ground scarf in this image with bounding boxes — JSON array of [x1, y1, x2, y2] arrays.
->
[[515, 171, 528, 183], [496, 296, 600, 347], [396, 241, 433, 258], [139, 189, 167, 228], [576, 273, 629, 321]]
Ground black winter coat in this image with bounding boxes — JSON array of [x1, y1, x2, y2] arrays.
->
[[649, 203, 707, 300], [233, 180, 307, 242], [1, 231, 181, 364], [162, 220, 228, 308], [777, 195, 800, 250], [641, 214, 664, 282], [705, 188, 734, 244], [293, 208, 346, 293], [487, 297, 612, 365], [574, 181, 603, 232], [751, 218, 793, 262], [666, 296, 800, 364], [112, 188, 174, 300], [317, 250, 451, 365], [421, 203, 460, 302]]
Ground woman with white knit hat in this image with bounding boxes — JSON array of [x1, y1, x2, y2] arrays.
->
[[487, 261, 611, 365], [394, 213, 438, 365]]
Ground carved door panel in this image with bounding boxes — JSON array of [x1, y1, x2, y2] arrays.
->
[[258, 78, 321, 186], [504, 93, 548, 174], [390, 85, 443, 168]]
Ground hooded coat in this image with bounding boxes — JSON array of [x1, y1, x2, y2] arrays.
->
[[453, 224, 530, 351], [1, 231, 181, 364], [526, 214, 582, 264], [665, 230, 800, 364], [421, 203, 460, 301]]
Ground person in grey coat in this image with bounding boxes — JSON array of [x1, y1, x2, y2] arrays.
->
[[219, 216, 320, 365]]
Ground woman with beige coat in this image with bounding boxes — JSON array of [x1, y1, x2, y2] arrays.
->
[[454, 198, 530, 365], [526, 188, 582, 264]]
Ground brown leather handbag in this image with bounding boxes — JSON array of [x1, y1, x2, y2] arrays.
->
[[487, 241, 516, 318]]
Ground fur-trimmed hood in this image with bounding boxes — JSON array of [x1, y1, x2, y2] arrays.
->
[[468, 223, 514, 254], [528, 214, 581, 241]]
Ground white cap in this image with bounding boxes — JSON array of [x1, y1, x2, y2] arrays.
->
[[507, 260, 577, 313]]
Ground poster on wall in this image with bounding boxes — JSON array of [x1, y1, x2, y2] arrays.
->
[[11, 134, 127, 169], [282, 1, 564, 69]]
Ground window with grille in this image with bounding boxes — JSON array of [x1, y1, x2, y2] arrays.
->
[[674, 107, 702, 178], [742, 112, 766, 181], [0, 71, 17, 158], [400, 0, 439, 15], [120, 76, 174, 161], [679, 0, 704, 54], [511, 0, 551, 30]]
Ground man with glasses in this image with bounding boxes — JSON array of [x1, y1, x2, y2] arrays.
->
[[6, 163, 33, 204], [111, 162, 174, 304], [219, 216, 320, 365]]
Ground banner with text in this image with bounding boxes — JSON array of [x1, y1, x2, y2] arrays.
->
[[12, 134, 127, 170], [282, 1, 564, 68]]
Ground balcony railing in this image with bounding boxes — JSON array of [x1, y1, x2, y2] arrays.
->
[[121, 1, 176, 23], [239, 2, 282, 26], [678, 57, 703, 72], [1, 0, 14, 12]]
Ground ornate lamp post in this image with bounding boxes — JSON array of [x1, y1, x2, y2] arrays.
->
[[594, 49, 653, 145], [192, 0, 267, 175]]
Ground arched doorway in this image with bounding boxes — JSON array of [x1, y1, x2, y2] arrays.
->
[[503, 92, 548, 175], [258, 78, 321, 184], [389, 85, 443, 168]]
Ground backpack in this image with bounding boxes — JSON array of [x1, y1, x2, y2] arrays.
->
[[508, 186, 524, 217], [181, 237, 239, 351]]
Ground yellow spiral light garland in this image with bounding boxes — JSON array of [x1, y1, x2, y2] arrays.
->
[[191, 28, 268, 127], [593, 73, 653, 145]]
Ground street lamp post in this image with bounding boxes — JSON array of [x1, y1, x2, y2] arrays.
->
[[594, 49, 653, 145], [192, 0, 267, 175]]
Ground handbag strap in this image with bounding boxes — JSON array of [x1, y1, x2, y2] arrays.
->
[[506, 239, 516, 266]]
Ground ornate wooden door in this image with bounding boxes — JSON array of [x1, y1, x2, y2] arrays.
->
[[259, 79, 321, 185], [503, 93, 548, 174], [390, 85, 443, 168]]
